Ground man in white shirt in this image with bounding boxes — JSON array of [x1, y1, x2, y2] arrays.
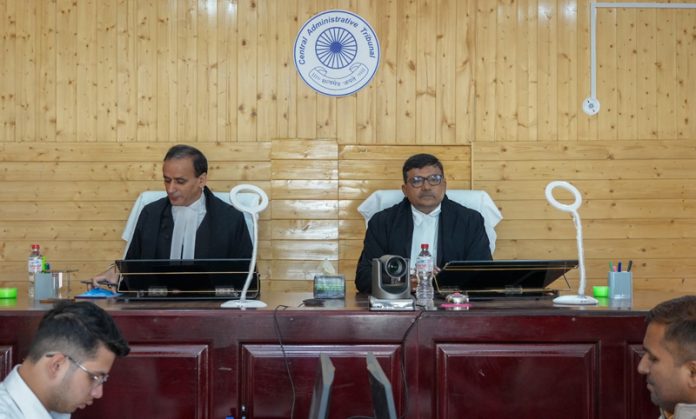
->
[[638, 296, 696, 419], [355, 153, 492, 293], [0, 301, 129, 418]]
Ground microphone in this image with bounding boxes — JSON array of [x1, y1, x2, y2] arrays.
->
[[545, 181, 598, 305], [221, 184, 269, 309]]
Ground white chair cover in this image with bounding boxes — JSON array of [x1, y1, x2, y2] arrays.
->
[[357, 190, 503, 253], [121, 191, 257, 258]]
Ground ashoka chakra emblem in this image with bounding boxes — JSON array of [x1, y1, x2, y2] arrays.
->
[[315, 27, 357, 69]]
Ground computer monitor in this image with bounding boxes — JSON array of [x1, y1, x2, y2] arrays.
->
[[366, 352, 397, 419], [435, 259, 578, 297], [115, 258, 259, 300], [307, 353, 335, 419]]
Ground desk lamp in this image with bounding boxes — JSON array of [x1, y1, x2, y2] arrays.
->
[[221, 184, 269, 309], [545, 181, 598, 305]]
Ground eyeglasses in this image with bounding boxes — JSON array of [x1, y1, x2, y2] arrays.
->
[[48, 353, 109, 388], [407, 174, 444, 188]]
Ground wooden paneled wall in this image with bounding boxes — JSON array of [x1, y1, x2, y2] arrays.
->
[[1, 0, 695, 295]]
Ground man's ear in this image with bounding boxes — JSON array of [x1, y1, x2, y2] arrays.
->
[[46, 353, 67, 379], [199, 172, 208, 188], [686, 360, 696, 388]]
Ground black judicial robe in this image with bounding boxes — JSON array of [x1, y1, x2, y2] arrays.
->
[[125, 186, 253, 260], [354, 195, 492, 293]]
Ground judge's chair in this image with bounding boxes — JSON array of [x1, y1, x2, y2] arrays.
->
[[121, 190, 259, 257], [357, 189, 503, 253]]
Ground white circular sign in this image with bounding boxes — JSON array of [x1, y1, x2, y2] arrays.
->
[[294, 10, 380, 97]]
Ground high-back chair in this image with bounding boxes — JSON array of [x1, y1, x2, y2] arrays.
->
[[357, 189, 503, 253]]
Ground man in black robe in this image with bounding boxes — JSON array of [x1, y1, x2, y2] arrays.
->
[[354, 154, 491, 293], [125, 144, 252, 260], [92, 144, 252, 284]]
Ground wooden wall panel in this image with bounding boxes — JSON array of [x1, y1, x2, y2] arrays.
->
[[676, 9, 696, 140], [1, 0, 696, 296], [355, 0, 376, 145], [395, 0, 417, 143], [477, 141, 696, 293]]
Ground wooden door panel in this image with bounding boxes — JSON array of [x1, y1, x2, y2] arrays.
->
[[73, 344, 209, 419], [435, 343, 596, 419], [241, 344, 402, 419]]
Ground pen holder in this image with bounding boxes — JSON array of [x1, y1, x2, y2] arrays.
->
[[608, 271, 632, 300]]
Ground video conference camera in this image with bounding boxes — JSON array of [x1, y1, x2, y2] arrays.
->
[[371, 255, 411, 299]]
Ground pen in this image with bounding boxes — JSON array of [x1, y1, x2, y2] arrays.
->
[[618, 261, 622, 272], [609, 261, 613, 272], [627, 260, 633, 272]]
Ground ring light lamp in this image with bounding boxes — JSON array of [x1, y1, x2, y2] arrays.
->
[[545, 181, 597, 305], [221, 184, 269, 309]]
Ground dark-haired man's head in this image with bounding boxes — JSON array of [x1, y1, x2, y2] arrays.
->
[[27, 301, 130, 362], [638, 296, 696, 414], [401, 153, 447, 214], [20, 301, 129, 414], [163, 144, 208, 206]]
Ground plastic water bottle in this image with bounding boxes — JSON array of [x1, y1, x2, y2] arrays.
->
[[27, 244, 42, 299], [415, 243, 434, 307]]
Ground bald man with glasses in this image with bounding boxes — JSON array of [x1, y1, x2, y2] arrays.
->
[[0, 301, 129, 418], [355, 153, 492, 293]]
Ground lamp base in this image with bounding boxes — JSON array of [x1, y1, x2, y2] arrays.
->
[[553, 294, 598, 305], [220, 299, 267, 309]]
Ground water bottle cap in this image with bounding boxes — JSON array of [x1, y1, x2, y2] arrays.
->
[[420, 243, 428, 249], [31, 244, 40, 250]]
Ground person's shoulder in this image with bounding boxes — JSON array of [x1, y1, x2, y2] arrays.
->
[[0, 380, 18, 417], [442, 196, 483, 218], [142, 196, 169, 212], [675, 403, 696, 418], [206, 190, 244, 216], [371, 198, 410, 221]]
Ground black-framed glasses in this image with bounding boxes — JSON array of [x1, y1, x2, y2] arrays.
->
[[48, 353, 109, 388], [407, 174, 444, 188]]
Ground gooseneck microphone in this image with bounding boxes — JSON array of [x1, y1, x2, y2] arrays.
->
[[221, 184, 269, 309], [545, 181, 598, 305]]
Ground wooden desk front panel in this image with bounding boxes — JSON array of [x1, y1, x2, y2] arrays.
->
[[241, 344, 402, 419], [417, 313, 659, 419], [84, 344, 209, 419], [435, 343, 596, 419], [0, 304, 659, 419]]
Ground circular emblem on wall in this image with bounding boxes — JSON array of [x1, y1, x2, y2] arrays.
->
[[294, 10, 380, 97]]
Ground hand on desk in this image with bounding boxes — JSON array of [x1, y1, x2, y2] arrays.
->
[[87, 265, 118, 289]]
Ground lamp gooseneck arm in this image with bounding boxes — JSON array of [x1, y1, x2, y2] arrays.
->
[[224, 184, 269, 309]]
